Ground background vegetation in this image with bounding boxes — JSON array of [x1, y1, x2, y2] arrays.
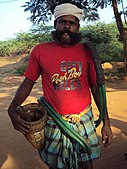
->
[[0, 22, 124, 63]]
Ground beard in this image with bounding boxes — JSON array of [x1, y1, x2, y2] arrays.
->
[[51, 29, 82, 45]]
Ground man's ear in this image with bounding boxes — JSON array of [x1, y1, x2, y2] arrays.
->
[[54, 20, 57, 29], [78, 22, 80, 29]]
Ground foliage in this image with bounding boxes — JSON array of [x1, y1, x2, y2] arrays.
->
[[22, 0, 127, 25], [29, 25, 53, 42], [81, 22, 124, 62], [22, 0, 99, 24], [0, 39, 14, 57], [0, 22, 124, 63], [88, 0, 127, 75], [15, 64, 27, 75], [89, 0, 127, 19], [0, 25, 53, 57]]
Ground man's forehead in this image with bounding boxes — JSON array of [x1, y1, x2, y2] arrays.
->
[[57, 15, 78, 22]]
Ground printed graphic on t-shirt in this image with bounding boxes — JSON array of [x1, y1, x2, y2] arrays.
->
[[51, 61, 83, 91]]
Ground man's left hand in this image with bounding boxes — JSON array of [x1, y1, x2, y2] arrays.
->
[[101, 124, 113, 147]]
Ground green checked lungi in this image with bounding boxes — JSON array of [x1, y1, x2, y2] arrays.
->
[[39, 109, 100, 169]]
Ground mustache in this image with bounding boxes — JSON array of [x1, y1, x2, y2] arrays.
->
[[52, 29, 73, 39], [59, 29, 73, 35], [51, 30, 82, 44]]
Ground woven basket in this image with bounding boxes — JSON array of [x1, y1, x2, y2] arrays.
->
[[17, 103, 47, 150]]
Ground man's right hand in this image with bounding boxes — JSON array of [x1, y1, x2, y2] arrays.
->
[[8, 110, 30, 135], [8, 78, 35, 134]]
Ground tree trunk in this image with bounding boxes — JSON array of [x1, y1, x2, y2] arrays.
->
[[123, 38, 127, 75], [112, 0, 127, 76]]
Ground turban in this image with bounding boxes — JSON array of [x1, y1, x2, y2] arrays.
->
[[54, 3, 83, 20]]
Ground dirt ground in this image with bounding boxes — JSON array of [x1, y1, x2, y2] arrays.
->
[[0, 57, 127, 169]]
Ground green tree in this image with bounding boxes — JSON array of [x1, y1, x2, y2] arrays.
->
[[89, 0, 127, 75], [81, 23, 123, 62], [23, 0, 99, 23], [0, 25, 53, 57], [29, 25, 53, 42]]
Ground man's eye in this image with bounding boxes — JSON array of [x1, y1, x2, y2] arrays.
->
[[58, 20, 65, 24], [69, 21, 76, 25], [58, 19, 77, 25]]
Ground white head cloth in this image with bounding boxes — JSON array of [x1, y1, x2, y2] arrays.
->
[[54, 3, 83, 20]]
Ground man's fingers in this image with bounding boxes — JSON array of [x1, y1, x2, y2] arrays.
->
[[103, 137, 110, 147], [20, 118, 30, 128], [108, 137, 112, 145], [13, 117, 30, 134], [102, 133, 106, 144]]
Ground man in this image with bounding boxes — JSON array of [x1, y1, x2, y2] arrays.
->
[[8, 2, 113, 169]]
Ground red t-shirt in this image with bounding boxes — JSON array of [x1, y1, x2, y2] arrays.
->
[[24, 42, 97, 115]]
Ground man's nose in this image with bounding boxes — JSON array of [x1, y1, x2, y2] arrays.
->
[[64, 21, 70, 29]]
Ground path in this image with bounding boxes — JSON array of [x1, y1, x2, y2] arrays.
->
[[0, 57, 127, 169]]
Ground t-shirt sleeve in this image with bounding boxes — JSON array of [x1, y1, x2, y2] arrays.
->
[[24, 46, 41, 81], [87, 52, 97, 86]]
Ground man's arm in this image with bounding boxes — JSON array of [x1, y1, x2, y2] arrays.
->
[[8, 77, 35, 134], [90, 84, 113, 146]]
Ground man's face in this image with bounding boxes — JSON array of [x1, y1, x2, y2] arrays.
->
[[54, 15, 80, 45]]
